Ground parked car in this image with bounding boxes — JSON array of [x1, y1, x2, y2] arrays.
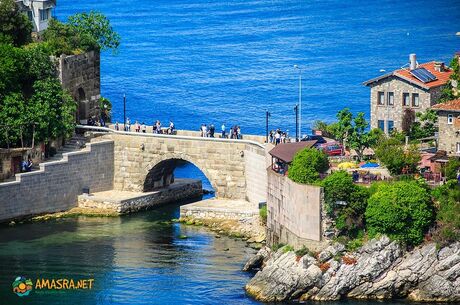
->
[[301, 135, 327, 144], [318, 142, 343, 156]]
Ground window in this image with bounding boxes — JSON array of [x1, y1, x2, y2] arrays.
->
[[387, 92, 394, 106], [412, 93, 419, 107], [377, 91, 385, 105], [403, 93, 410, 107], [388, 120, 394, 133], [27, 10, 33, 21], [378, 120, 385, 131], [39, 8, 50, 21], [457, 143, 460, 154], [448, 114, 453, 125]]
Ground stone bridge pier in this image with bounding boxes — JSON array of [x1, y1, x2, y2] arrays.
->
[[105, 133, 267, 202]]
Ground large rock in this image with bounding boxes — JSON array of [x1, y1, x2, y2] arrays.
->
[[243, 247, 271, 271], [245, 236, 460, 302]]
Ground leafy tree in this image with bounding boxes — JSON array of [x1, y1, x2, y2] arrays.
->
[[288, 148, 329, 184], [29, 78, 76, 142], [432, 180, 460, 245], [409, 109, 438, 140], [0, 43, 25, 99], [0, 92, 26, 147], [375, 137, 420, 175], [321, 171, 369, 236], [347, 112, 382, 160], [444, 158, 460, 181], [439, 56, 460, 103], [68, 11, 120, 51], [99, 97, 112, 123], [334, 108, 353, 145], [42, 19, 98, 55], [312, 120, 338, 139], [0, 0, 32, 46], [365, 180, 434, 245]]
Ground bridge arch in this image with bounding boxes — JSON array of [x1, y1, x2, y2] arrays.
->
[[141, 152, 218, 194]]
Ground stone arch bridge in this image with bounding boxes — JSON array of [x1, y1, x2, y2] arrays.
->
[[84, 127, 268, 204]]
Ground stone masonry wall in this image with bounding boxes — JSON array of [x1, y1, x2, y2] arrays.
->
[[58, 50, 101, 121], [0, 141, 114, 222], [369, 77, 432, 132], [266, 170, 325, 250], [244, 144, 267, 204], [437, 110, 460, 154]]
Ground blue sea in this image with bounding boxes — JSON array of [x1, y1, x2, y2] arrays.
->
[[55, 0, 460, 136]]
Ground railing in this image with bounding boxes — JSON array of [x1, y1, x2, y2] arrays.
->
[[76, 125, 266, 149]]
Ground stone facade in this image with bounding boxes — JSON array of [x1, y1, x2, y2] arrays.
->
[[105, 132, 267, 202], [0, 141, 114, 222], [368, 77, 440, 134], [266, 170, 326, 249], [437, 110, 460, 155], [57, 50, 101, 124], [78, 179, 202, 213]]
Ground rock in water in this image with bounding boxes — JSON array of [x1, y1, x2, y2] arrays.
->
[[243, 247, 271, 271], [245, 236, 460, 302]]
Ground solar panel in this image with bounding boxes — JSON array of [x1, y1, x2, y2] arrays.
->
[[410, 68, 437, 83]]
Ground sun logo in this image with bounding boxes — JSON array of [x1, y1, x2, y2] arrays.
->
[[12, 276, 33, 297]]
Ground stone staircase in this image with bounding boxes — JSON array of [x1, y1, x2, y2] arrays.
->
[[44, 135, 89, 163]]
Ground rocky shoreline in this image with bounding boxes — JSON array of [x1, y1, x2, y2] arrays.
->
[[244, 236, 460, 302]]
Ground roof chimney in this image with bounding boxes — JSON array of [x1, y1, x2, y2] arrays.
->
[[409, 54, 417, 70], [434, 61, 445, 72]]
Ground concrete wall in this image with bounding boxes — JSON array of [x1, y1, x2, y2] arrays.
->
[[369, 77, 434, 133], [266, 170, 324, 249], [58, 51, 101, 122], [0, 141, 114, 222], [437, 110, 460, 155]]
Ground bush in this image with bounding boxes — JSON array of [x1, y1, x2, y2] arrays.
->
[[375, 138, 420, 175], [432, 180, 460, 245], [259, 205, 267, 223], [288, 148, 329, 184], [294, 246, 310, 258], [365, 181, 434, 245], [321, 171, 369, 236], [444, 158, 460, 181]]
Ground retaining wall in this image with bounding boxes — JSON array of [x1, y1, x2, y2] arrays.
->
[[0, 141, 114, 222]]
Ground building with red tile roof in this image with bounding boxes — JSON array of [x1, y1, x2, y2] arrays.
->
[[363, 54, 454, 135]]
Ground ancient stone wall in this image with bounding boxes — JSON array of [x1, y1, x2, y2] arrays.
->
[[244, 144, 268, 204], [266, 170, 325, 249], [107, 132, 267, 202], [57, 50, 101, 123], [0, 141, 114, 222]]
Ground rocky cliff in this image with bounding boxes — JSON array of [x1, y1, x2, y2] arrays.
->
[[244, 236, 460, 302]]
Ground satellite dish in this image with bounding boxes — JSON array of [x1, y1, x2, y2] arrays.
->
[[23, 0, 30, 6]]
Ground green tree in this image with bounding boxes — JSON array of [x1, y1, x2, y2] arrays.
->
[[29, 78, 76, 142], [365, 180, 434, 245], [409, 109, 438, 140], [347, 112, 382, 160], [288, 148, 329, 184], [68, 11, 120, 51], [99, 97, 112, 123], [0, 0, 32, 47], [432, 180, 460, 245], [0, 43, 25, 99], [375, 137, 420, 175], [321, 171, 369, 236], [334, 108, 353, 145], [439, 56, 460, 103], [0, 92, 26, 147], [444, 158, 460, 181]]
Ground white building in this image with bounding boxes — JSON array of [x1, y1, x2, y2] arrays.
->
[[15, 0, 55, 33]]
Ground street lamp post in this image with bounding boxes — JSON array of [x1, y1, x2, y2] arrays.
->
[[265, 111, 271, 143], [123, 94, 126, 131], [294, 65, 302, 139], [294, 104, 299, 141]]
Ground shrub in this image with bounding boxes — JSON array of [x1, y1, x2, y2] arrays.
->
[[444, 158, 460, 181], [282, 245, 294, 253], [294, 246, 310, 258], [432, 180, 460, 245], [321, 171, 369, 237], [374, 137, 420, 175], [288, 148, 329, 184], [272, 243, 286, 251], [365, 181, 434, 245], [259, 205, 267, 223]]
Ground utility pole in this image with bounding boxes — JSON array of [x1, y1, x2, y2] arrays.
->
[[294, 65, 302, 139], [123, 93, 126, 131], [294, 104, 299, 141], [265, 111, 270, 143]]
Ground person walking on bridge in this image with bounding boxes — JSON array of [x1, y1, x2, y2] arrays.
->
[[221, 123, 226, 138]]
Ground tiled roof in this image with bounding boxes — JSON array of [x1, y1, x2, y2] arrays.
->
[[269, 141, 317, 163], [432, 99, 460, 112], [363, 61, 453, 90]]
